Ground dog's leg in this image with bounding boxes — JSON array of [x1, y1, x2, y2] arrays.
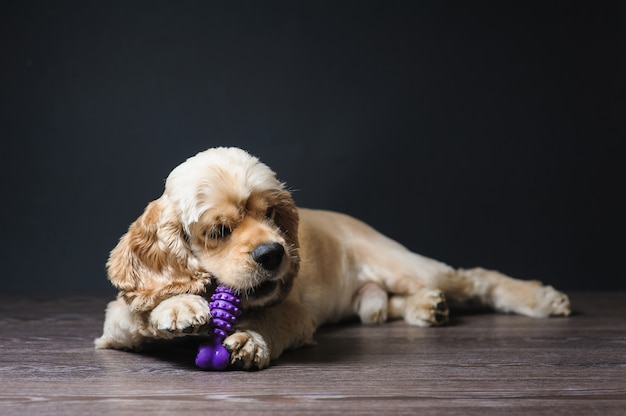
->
[[357, 249, 454, 327], [358, 240, 569, 324], [95, 294, 211, 350], [223, 299, 317, 370], [442, 267, 571, 317], [94, 297, 151, 350]]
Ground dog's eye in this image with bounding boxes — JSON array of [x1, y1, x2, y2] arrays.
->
[[207, 225, 232, 239], [265, 207, 275, 220]]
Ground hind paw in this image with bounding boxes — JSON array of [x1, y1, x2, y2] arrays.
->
[[391, 289, 449, 327]]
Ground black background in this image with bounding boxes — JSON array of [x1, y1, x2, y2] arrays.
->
[[1, 1, 624, 293]]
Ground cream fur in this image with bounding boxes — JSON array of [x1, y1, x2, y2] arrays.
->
[[95, 147, 571, 369]]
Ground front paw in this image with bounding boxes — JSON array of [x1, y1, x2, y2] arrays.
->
[[150, 294, 210, 335], [223, 330, 271, 370]]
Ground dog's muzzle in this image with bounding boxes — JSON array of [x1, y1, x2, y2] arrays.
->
[[241, 242, 286, 302]]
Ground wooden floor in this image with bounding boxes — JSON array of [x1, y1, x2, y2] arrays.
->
[[0, 292, 625, 415]]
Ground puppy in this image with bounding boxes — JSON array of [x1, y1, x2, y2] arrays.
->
[[95, 147, 571, 369]]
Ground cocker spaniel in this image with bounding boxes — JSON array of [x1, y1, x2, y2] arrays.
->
[[95, 147, 571, 369]]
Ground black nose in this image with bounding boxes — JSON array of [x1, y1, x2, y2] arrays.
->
[[251, 242, 285, 271]]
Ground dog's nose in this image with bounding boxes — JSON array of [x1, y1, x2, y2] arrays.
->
[[251, 242, 285, 271]]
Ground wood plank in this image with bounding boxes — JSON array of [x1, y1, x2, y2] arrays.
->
[[0, 293, 624, 415]]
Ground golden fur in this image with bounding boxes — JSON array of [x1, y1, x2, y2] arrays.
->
[[96, 147, 571, 369]]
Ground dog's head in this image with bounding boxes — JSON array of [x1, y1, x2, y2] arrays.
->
[[107, 147, 300, 311]]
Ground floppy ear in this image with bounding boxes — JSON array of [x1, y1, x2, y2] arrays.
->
[[106, 195, 212, 312], [273, 190, 299, 250], [272, 189, 300, 293]]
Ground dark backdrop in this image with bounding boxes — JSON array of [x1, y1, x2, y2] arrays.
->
[[1, 1, 624, 293]]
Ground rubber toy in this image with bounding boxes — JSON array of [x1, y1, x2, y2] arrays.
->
[[195, 285, 241, 370]]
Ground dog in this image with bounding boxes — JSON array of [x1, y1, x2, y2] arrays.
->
[[95, 147, 571, 369]]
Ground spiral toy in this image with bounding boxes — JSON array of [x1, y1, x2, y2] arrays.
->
[[195, 285, 241, 370]]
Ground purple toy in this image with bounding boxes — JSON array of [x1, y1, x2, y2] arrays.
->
[[195, 285, 241, 370]]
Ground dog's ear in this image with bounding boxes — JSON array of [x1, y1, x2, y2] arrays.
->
[[271, 189, 300, 300], [106, 196, 211, 311], [273, 189, 300, 252]]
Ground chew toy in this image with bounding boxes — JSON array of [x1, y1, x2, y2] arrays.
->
[[195, 285, 241, 370]]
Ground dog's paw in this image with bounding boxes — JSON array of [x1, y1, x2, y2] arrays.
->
[[395, 289, 449, 327], [527, 285, 571, 318], [224, 330, 271, 370], [547, 288, 571, 316], [354, 282, 388, 324], [149, 294, 210, 335]]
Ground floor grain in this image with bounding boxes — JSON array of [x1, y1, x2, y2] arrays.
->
[[0, 293, 625, 415]]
